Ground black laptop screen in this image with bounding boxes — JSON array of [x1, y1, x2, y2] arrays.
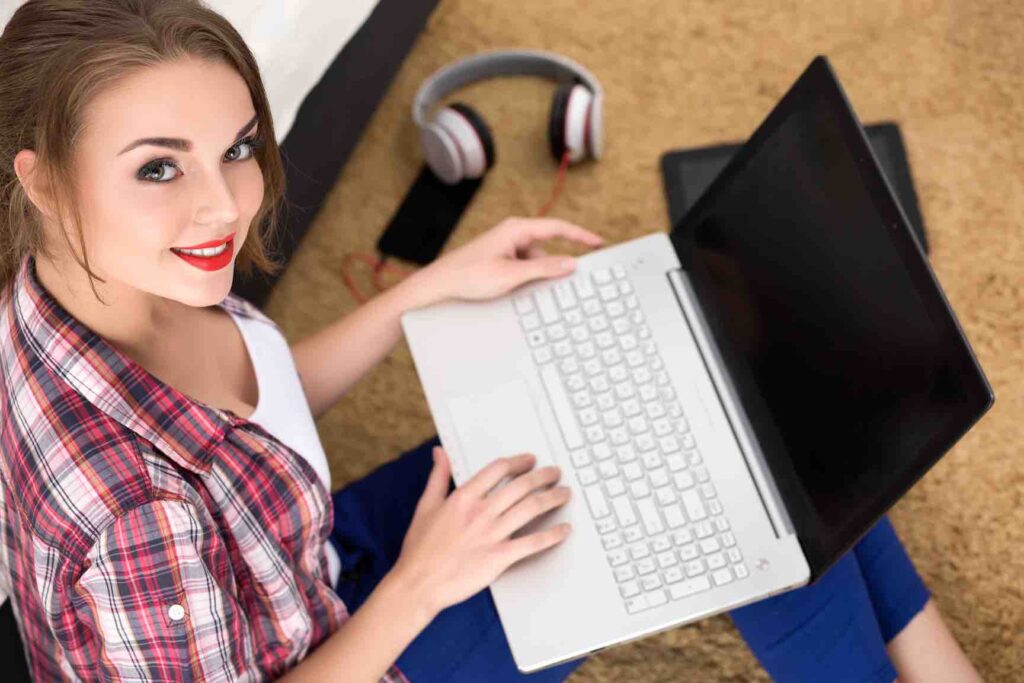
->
[[671, 58, 992, 577]]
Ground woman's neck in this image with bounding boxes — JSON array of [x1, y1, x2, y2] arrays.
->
[[32, 250, 197, 364]]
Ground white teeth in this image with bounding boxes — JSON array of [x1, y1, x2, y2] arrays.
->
[[174, 242, 228, 257]]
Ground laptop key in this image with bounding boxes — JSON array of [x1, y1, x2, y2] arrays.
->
[[576, 466, 598, 486], [655, 486, 676, 506], [649, 467, 669, 488], [583, 483, 611, 519], [604, 477, 626, 498], [668, 575, 712, 600], [629, 543, 650, 560], [646, 589, 668, 608], [685, 558, 705, 576], [636, 497, 664, 535], [534, 289, 560, 324], [640, 574, 662, 591], [601, 533, 624, 551], [607, 549, 629, 566], [635, 557, 657, 575], [611, 496, 637, 527], [699, 538, 721, 554], [620, 580, 641, 598], [681, 489, 707, 520], [613, 565, 635, 582], [573, 275, 596, 300], [712, 568, 734, 586], [554, 281, 577, 309], [679, 544, 699, 561], [651, 536, 672, 552], [706, 552, 726, 570], [624, 594, 650, 614], [514, 293, 535, 314], [570, 449, 591, 468], [663, 503, 686, 529], [539, 363, 584, 449]]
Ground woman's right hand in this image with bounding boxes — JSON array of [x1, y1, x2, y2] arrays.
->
[[389, 445, 573, 619]]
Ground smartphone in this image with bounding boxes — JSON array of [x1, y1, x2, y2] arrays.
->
[[377, 166, 484, 265]]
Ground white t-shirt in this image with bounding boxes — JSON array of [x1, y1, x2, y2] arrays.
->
[[226, 309, 342, 588]]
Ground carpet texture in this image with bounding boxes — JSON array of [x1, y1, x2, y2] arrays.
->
[[259, 1, 1023, 679]]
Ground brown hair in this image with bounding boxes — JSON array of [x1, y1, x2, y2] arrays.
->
[[0, 0, 287, 303]]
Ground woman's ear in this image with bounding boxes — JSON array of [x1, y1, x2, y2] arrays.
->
[[14, 148, 57, 220]]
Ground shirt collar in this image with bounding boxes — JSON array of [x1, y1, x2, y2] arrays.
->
[[9, 251, 264, 475]]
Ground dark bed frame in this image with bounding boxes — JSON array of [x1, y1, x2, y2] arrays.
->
[[0, 0, 440, 678], [233, 0, 442, 309]]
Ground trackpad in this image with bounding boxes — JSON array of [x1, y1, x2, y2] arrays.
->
[[446, 378, 555, 490]]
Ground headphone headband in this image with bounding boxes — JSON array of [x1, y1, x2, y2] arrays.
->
[[412, 48, 604, 157]]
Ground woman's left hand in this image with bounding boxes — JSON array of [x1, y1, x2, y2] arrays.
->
[[417, 216, 606, 304]]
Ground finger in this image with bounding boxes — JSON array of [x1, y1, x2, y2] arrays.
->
[[509, 255, 578, 288], [498, 521, 572, 566], [509, 218, 605, 251], [413, 446, 452, 517], [515, 244, 548, 259], [486, 465, 561, 515], [461, 453, 537, 500], [492, 485, 572, 540]]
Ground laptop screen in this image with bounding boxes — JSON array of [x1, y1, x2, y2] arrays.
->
[[670, 57, 993, 578]]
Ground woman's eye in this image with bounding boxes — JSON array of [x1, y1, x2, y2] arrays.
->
[[136, 136, 263, 183], [137, 160, 180, 183], [225, 136, 261, 162]]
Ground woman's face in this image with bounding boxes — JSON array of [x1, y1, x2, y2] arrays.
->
[[54, 56, 265, 308]]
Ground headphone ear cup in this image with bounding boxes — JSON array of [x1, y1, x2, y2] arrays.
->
[[448, 102, 496, 172], [549, 83, 594, 164], [424, 103, 493, 184], [548, 83, 572, 162], [420, 119, 464, 185]]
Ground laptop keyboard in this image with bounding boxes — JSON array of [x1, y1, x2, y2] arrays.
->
[[513, 264, 749, 614]]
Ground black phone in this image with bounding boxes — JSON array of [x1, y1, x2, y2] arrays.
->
[[376, 166, 483, 265], [660, 122, 929, 254]]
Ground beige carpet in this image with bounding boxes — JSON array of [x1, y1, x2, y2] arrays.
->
[[261, 1, 1023, 679]]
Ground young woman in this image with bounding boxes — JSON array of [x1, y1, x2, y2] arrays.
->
[[0, 1, 983, 681]]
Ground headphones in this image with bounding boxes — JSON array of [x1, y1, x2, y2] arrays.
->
[[341, 49, 605, 304], [413, 48, 605, 185]]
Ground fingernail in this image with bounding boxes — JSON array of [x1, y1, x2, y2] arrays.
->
[[561, 258, 576, 270]]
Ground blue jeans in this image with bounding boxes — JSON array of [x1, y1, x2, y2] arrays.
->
[[328, 434, 930, 682]]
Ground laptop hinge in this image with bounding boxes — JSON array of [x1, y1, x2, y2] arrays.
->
[[666, 268, 796, 538]]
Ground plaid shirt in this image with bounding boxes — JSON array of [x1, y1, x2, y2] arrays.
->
[[0, 253, 408, 682]]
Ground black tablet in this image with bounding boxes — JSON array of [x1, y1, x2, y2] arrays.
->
[[661, 122, 929, 253]]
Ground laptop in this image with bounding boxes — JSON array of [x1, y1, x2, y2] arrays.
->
[[399, 55, 994, 673]]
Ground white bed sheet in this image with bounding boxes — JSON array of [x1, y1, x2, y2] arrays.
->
[[0, 0, 380, 141]]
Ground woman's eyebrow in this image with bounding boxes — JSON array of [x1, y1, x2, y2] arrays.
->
[[117, 113, 258, 156]]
